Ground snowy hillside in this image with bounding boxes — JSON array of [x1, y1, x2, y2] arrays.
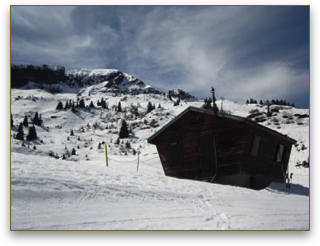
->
[[10, 84, 309, 230]]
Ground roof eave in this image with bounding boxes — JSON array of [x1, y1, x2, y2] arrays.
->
[[147, 106, 296, 145]]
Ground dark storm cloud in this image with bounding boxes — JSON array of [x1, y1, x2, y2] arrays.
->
[[11, 6, 309, 107]]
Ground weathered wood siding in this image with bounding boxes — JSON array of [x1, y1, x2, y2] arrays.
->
[[244, 128, 293, 180], [154, 111, 250, 179], [214, 117, 248, 176], [149, 107, 295, 189]]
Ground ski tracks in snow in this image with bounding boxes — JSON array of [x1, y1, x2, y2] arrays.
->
[[197, 188, 231, 230]]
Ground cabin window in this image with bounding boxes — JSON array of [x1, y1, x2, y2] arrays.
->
[[251, 135, 261, 157], [168, 142, 183, 166], [276, 144, 284, 162]]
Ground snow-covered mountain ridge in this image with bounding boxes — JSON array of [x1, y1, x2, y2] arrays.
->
[[10, 81, 309, 230], [67, 68, 152, 94], [11, 64, 158, 95]]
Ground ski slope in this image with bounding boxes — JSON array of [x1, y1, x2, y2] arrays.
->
[[10, 88, 309, 230]]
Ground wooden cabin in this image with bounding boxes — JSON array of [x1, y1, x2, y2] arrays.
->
[[147, 106, 296, 190]]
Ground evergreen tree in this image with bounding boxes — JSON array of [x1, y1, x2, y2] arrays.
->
[[202, 97, 213, 110], [125, 141, 131, 149], [117, 102, 122, 112], [70, 129, 74, 136], [71, 102, 76, 113], [26, 125, 37, 141], [32, 112, 43, 126], [15, 123, 24, 140], [89, 101, 95, 108], [147, 101, 155, 113], [56, 101, 63, 110], [23, 115, 28, 127], [78, 98, 85, 108], [246, 99, 249, 104], [64, 100, 69, 109], [71, 148, 76, 155], [101, 99, 107, 109], [115, 137, 120, 145], [119, 120, 129, 139], [11, 113, 13, 127]]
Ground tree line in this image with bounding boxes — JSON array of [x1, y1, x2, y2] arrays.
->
[[246, 98, 295, 107]]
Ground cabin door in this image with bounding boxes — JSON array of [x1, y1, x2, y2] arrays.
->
[[199, 135, 217, 173]]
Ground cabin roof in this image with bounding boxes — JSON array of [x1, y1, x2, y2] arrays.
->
[[147, 106, 296, 144]]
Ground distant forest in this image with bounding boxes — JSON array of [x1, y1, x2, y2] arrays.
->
[[246, 98, 295, 107]]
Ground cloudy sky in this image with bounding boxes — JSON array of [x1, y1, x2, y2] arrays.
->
[[11, 6, 309, 107]]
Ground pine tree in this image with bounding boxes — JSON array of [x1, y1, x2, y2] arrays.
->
[[119, 120, 129, 139], [71, 148, 76, 155], [56, 101, 63, 110], [64, 100, 69, 109], [117, 102, 122, 112], [70, 129, 74, 136], [115, 137, 120, 145], [32, 112, 43, 126], [147, 101, 155, 113], [26, 125, 37, 141], [78, 98, 85, 108], [89, 101, 95, 108], [101, 99, 107, 109], [71, 102, 76, 113], [23, 115, 28, 127], [202, 98, 213, 110], [125, 141, 131, 149], [11, 113, 13, 127], [15, 123, 24, 140]]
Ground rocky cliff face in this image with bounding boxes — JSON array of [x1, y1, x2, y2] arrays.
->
[[11, 64, 152, 94], [11, 64, 67, 88]]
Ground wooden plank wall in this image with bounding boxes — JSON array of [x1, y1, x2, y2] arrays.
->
[[153, 109, 293, 183], [244, 128, 293, 180], [155, 111, 250, 178]]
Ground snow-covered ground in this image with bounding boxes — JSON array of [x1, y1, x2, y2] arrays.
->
[[10, 88, 309, 230]]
